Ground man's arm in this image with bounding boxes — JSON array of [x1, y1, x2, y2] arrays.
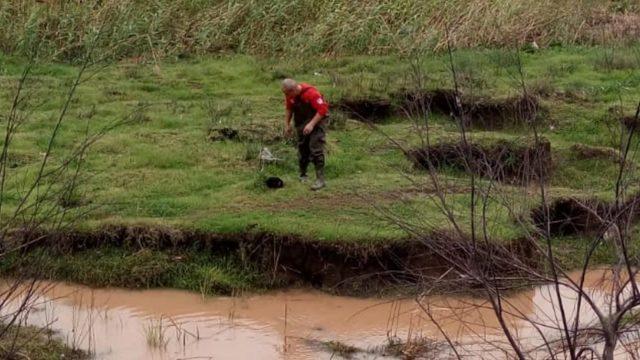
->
[[285, 108, 292, 127], [284, 106, 293, 136], [302, 91, 328, 135], [302, 112, 325, 135]]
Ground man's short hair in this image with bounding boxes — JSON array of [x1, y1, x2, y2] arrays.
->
[[281, 78, 297, 91]]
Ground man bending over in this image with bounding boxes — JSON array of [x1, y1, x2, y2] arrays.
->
[[282, 78, 329, 191]]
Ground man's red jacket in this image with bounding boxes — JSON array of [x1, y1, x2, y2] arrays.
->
[[285, 83, 329, 116]]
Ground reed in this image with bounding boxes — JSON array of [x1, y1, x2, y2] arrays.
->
[[0, 1, 638, 62]]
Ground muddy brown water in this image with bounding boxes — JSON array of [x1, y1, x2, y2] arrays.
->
[[0, 269, 633, 359]]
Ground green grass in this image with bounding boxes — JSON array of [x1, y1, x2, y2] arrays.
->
[[0, 244, 364, 294], [0, 247, 268, 296], [1, 46, 639, 245], [0, 324, 88, 360]]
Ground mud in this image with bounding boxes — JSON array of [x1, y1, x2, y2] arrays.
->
[[407, 137, 552, 184], [9, 226, 537, 295]]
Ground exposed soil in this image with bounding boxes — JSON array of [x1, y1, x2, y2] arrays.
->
[[395, 88, 457, 118], [571, 143, 620, 162], [207, 124, 289, 144], [9, 226, 538, 295], [395, 89, 540, 129], [407, 138, 552, 184], [334, 97, 393, 122], [208, 127, 239, 141], [621, 115, 640, 132], [464, 95, 539, 129], [531, 198, 609, 237], [531, 194, 640, 237], [335, 90, 539, 129]]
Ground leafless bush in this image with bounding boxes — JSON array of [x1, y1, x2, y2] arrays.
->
[[0, 18, 140, 358], [374, 34, 640, 359]]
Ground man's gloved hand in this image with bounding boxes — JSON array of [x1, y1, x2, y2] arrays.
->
[[284, 124, 293, 137]]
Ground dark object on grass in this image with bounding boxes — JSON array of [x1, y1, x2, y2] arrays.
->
[[265, 176, 284, 189], [208, 127, 239, 141]]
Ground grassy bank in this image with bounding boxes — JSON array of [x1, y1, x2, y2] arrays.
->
[[1, 246, 268, 296], [0, 1, 638, 61], [1, 46, 640, 242], [0, 324, 88, 360]]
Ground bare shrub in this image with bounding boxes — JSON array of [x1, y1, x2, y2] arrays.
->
[[373, 37, 640, 359]]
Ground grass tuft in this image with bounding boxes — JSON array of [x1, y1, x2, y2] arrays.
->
[[144, 318, 169, 349]]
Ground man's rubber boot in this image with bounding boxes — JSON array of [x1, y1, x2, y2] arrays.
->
[[299, 159, 309, 183], [310, 168, 325, 191]]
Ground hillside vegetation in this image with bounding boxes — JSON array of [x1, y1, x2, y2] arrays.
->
[[0, 1, 638, 61]]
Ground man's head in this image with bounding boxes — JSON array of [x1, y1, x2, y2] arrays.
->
[[281, 78, 301, 97]]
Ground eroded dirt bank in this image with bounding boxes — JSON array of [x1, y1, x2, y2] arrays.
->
[[531, 194, 640, 237], [407, 137, 552, 184], [335, 89, 540, 129], [5, 226, 537, 295]]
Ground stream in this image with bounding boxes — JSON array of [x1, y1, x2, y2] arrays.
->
[[0, 269, 633, 359]]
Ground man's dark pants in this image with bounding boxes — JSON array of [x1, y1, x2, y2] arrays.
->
[[295, 121, 326, 177], [292, 93, 327, 178]]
